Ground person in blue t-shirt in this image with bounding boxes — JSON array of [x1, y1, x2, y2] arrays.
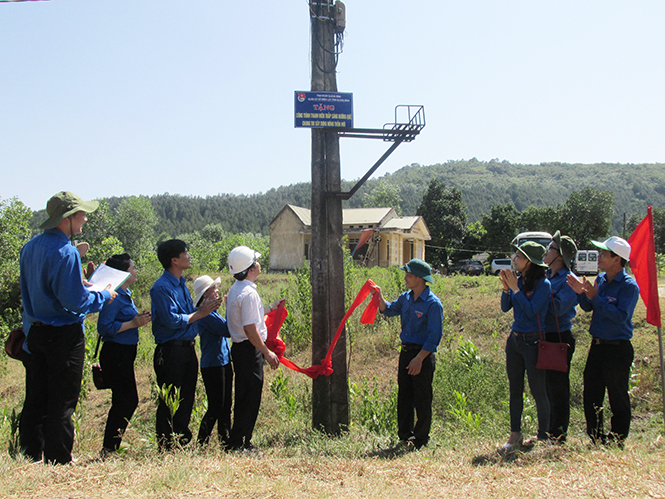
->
[[19, 191, 117, 464], [542, 231, 578, 443], [97, 253, 151, 457], [375, 259, 443, 450], [150, 239, 222, 450], [567, 236, 639, 446], [192, 275, 233, 447], [499, 241, 551, 451]]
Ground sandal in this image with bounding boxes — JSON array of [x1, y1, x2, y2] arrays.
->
[[501, 432, 523, 452]]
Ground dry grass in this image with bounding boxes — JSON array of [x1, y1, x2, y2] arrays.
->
[[1, 273, 664, 497], [2, 440, 665, 498]]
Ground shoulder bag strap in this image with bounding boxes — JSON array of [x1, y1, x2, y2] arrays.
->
[[550, 291, 563, 343], [94, 334, 102, 360]]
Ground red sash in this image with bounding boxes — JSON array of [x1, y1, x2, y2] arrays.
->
[[264, 279, 380, 379]]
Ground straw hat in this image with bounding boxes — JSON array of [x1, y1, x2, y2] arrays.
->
[[193, 275, 221, 306]]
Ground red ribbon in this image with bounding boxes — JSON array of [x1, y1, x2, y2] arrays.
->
[[264, 279, 380, 379]]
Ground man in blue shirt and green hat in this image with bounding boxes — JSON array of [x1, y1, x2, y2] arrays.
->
[[20, 191, 118, 464], [375, 258, 443, 449]]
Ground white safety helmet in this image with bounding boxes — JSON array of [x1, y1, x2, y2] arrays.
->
[[228, 246, 261, 274]]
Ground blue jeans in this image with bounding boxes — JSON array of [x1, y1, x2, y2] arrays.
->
[[505, 331, 550, 439]]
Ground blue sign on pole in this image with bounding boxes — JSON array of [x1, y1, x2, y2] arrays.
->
[[294, 91, 353, 128]]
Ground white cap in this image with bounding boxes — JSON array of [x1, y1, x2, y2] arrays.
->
[[591, 236, 631, 261]]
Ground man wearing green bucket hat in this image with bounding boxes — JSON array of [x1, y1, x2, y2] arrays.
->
[[542, 230, 578, 443], [375, 258, 443, 450], [20, 191, 118, 464]]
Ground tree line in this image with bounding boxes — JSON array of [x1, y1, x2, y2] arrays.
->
[[5, 159, 665, 332], [28, 160, 665, 238], [415, 181, 619, 268]]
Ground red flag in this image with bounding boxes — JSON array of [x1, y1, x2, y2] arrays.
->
[[627, 206, 662, 327]]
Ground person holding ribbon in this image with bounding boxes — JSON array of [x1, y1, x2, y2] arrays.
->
[[375, 258, 443, 450], [225, 246, 281, 451]]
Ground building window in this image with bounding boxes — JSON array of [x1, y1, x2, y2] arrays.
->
[[304, 243, 309, 261]]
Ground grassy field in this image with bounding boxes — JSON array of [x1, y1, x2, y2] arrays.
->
[[0, 267, 664, 498]]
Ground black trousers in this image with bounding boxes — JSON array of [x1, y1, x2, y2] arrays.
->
[[398, 348, 435, 447], [19, 352, 44, 462], [25, 323, 85, 464], [198, 363, 233, 445], [153, 342, 198, 450], [228, 340, 264, 449], [583, 340, 634, 443], [545, 330, 576, 441], [100, 341, 139, 451]]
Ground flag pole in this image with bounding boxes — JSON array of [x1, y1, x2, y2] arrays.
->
[[659, 326, 665, 433]]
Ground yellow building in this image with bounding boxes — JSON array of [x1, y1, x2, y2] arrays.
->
[[269, 204, 431, 271]]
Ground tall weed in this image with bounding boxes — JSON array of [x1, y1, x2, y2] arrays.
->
[[349, 378, 397, 435]]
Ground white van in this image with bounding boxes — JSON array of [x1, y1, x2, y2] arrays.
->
[[575, 250, 599, 275], [511, 231, 553, 249]]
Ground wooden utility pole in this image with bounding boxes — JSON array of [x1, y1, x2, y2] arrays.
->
[[309, 0, 348, 434]]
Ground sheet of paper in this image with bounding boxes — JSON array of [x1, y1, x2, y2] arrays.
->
[[88, 263, 130, 292]]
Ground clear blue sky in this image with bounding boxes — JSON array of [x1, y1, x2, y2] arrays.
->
[[2, 0, 664, 211]]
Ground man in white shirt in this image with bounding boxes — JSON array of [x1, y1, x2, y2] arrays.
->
[[225, 246, 280, 450]]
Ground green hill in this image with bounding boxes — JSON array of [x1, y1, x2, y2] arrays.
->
[[30, 160, 665, 237], [383, 159, 665, 234]]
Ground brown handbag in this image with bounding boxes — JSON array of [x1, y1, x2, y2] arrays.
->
[[535, 292, 570, 372], [92, 335, 111, 390]]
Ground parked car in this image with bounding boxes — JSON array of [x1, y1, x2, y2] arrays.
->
[[490, 258, 512, 275], [448, 260, 484, 276]]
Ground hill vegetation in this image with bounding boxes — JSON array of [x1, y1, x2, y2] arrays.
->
[[28, 160, 665, 237]]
